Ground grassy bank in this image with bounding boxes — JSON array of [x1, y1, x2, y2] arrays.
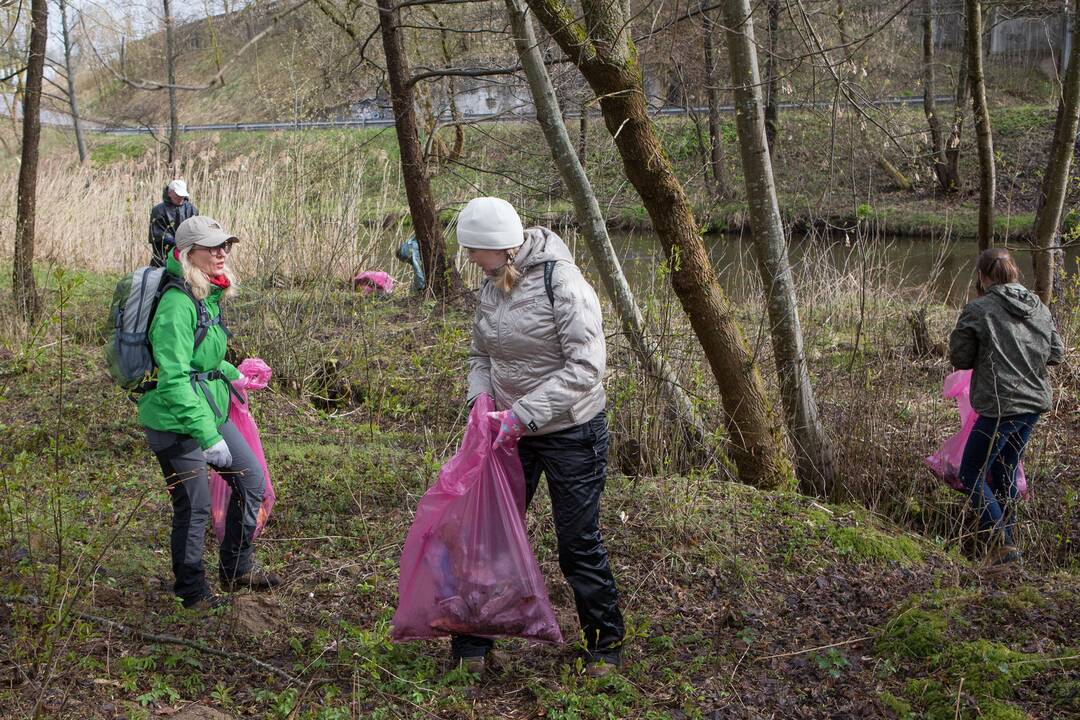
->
[[0, 258, 1077, 717]]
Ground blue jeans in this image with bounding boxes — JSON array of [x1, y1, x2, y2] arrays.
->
[[957, 413, 1038, 546]]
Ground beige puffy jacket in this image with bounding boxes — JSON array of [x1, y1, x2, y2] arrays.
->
[[466, 227, 606, 435]]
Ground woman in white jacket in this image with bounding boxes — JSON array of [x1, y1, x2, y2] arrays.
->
[[454, 196, 624, 677]]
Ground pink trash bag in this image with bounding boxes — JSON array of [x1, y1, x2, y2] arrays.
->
[[391, 395, 563, 644], [352, 270, 396, 296], [209, 359, 276, 543], [925, 369, 1027, 496]]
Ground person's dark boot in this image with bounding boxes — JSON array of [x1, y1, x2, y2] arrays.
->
[[585, 651, 621, 678], [986, 544, 1022, 568], [220, 565, 282, 592], [184, 594, 230, 612]]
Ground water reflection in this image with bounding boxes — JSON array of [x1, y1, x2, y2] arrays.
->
[[571, 230, 1079, 307]]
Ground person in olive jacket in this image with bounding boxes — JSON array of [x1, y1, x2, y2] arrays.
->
[[140, 216, 280, 610], [452, 196, 624, 677], [949, 247, 1064, 566]]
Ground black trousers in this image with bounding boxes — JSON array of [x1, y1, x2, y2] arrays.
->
[[145, 420, 265, 604], [452, 412, 625, 660]]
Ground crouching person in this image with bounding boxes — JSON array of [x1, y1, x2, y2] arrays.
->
[[454, 197, 625, 676], [140, 216, 281, 610]]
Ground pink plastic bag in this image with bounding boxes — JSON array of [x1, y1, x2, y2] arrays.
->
[[209, 363, 276, 543], [352, 270, 396, 296], [925, 369, 1027, 496], [391, 395, 563, 644]]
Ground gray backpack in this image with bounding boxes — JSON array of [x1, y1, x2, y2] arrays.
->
[[104, 266, 221, 393]]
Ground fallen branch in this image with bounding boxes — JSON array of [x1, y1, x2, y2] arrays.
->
[[754, 635, 872, 662], [3, 596, 298, 684]]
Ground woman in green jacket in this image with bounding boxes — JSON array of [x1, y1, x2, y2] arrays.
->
[[140, 216, 280, 610]]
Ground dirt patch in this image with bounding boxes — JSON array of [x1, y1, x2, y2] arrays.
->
[[174, 704, 234, 720], [229, 594, 287, 637]]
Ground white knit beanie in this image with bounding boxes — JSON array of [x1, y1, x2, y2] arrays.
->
[[455, 197, 524, 250]]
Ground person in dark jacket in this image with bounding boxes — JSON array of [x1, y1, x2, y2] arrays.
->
[[149, 179, 198, 267], [948, 247, 1064, 566], [454, 197, 624, 677], [141, 215, 281, 610]]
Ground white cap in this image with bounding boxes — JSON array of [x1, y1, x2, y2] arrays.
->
[[455, 197, 524, 250], [167, 179, 190, 198]]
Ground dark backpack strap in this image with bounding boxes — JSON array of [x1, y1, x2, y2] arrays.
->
[[160, 275, 220, 349], [544, 260, 556, 306]]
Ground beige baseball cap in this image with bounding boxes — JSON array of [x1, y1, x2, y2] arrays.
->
[[175, 216, 239, 253]]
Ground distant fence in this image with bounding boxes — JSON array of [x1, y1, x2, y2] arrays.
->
[[88, 95, 954, 136]]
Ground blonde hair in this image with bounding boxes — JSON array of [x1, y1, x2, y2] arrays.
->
[[492, 248, 521, 293], [178, 247, 238, 301]]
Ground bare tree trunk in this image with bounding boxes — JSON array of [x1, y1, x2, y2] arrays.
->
[[943, 28, 969, 194], [14, 0, 47, 323], [577, 98, 589, 163], [59, 0, 87, 164], [1032, 6, 1080, 304], [966, 0, 995, 250], [722, 0, 836, 496], [163, 0, 179, 173], [377, 0, 462, 299], [526, 0, 794, 490], [764, 0, 781, 152], [504, 0, 709, 449], [923, 0, 948, 191], [702, 3, 731, 199]]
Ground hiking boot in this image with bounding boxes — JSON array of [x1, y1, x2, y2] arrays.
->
[[220, 565, 282, 593], [454, 655, 486, 675], [585, 653, 621, 678], [986, 545, 1022, 568], [184, 594, 230, 612]]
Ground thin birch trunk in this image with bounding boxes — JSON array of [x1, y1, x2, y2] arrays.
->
[[966, 0, 995, 250], [59, 0, 87, 164], [923, 0, 948, 191], [1032, 6, 1080, 304], [504, 0, 709, 449], [702, 3, 731, 199], [722, 0, 837, 496], [163, 0, 179, 173]]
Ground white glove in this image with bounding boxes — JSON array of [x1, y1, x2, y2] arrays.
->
[[204, 439, 233, 468]]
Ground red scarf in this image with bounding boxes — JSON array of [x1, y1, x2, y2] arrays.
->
[[172, 248, 231, 289]]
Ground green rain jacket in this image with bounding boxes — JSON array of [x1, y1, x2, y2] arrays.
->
[[138, 252, 239, 449]]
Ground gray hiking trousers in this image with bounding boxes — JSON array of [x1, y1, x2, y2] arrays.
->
[[145, 419, 264, 603]]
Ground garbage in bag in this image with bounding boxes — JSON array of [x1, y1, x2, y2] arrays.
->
[[353, 270, 396, 296], [209, 359, 276, 543], [238, 357, 272, 390], [925, 369, 1027, 496], [394, 236, 426, 292], [391, 394, 563, 643]]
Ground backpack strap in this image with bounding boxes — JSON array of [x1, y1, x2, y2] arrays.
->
[[543, 260, 556, 306], [160, 275, 221, 349]]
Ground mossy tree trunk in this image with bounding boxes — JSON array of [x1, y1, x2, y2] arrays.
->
[[505, 0, 709, 451], [525, 0, 794, 490], [14, 0, 47, 323], [722, 0, 837, 496]]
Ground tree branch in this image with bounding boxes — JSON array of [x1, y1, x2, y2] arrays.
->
[[82, 0, 315, 93]]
